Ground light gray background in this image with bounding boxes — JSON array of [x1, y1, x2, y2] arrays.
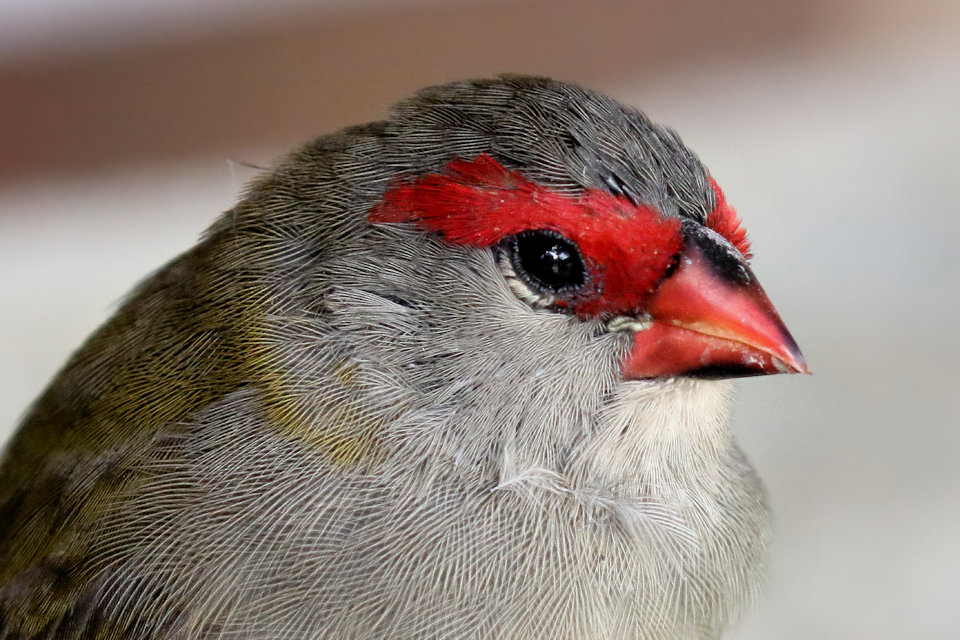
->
[[1, 1, 957, 637]]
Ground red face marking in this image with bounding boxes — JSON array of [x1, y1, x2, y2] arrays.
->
[[705, 177, 752, 260], [368, 154, 683, 317]]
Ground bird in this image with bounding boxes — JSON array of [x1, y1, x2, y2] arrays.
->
[[0, 75, 806, 639]]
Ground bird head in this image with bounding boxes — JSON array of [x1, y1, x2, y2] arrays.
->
[[237, 76, 806, 472], [369, 153, 806, 381]]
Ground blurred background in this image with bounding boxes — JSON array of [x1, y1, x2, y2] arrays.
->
[[1, 0, 958, 637]]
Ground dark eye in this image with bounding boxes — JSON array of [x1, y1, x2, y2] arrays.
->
[[510, 230, 586, 294]]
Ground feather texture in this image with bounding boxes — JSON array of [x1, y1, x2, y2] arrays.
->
[[0, 75, 770, 639]]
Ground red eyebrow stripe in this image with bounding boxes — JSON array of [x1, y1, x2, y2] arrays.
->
[[368, 154, 683, 318], [369, 154, 566, 246], [705, 177, 752, 260]]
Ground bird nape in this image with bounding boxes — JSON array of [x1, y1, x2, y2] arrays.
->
[[0, 75, 805, 639]]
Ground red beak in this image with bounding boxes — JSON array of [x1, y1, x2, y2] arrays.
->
[[622, 222, 808, 379]]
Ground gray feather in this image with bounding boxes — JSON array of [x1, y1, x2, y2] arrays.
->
[[0, 75, 769, 639]]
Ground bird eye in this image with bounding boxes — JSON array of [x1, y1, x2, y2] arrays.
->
[[510, 230, 586, 294]]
